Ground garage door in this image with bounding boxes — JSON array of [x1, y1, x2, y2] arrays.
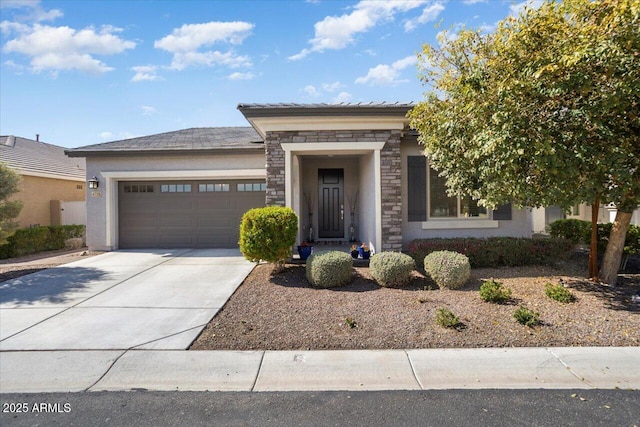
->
[[118, 180, 265, 249]]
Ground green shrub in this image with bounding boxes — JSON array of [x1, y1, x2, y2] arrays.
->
[[549, 219, 640, 255], [408, 237, 572, 268], [306, 251, 353, 288], [369, 251, 415, 288], [548, 219, 591, 243], [479, 279, 512, 303], [424, 250, 471, 289], [544, 283, 575, 303], [513, 306, 540, 327], [0, 225, 85, 259], [436, 308, 461, 329], [239, 206, 298, 269]]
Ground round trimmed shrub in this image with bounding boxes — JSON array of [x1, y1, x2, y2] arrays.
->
[[424, 250, 471, 289], [239, 206, 298, 268], [369, 251, 415, 287], [306, 251, 353, 288]]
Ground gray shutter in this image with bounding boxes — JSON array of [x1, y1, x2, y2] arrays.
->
[[408, 156, 426, 221], [493, 203, 512, 220]]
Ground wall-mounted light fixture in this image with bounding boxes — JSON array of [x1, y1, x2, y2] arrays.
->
[[88, 176, 99, 189]]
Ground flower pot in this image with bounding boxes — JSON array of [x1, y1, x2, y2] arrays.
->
[[297, 245, 313, 261], [362, 251, 370, 260], [350, 250, 359, 259]]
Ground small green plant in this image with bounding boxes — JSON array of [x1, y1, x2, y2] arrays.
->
[[306, 251, 354, 288], [479, 279, 512, 303], [513, 305, 540, 327], [436, 308, 461, 329], [369, 251, 415, 287], [424, 251, 471, 289], [545, 282, 575, 303], [344, 317, 357, 328]]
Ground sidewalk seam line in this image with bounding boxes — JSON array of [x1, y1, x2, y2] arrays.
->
[[250, 351, 266, 392], [84, 349, 129, 392], [546, 347, 594, 389], [405, 350, 424, 390]]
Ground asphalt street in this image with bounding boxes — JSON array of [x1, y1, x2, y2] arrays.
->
[[1, 390, 639, 427]]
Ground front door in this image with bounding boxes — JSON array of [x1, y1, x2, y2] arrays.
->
[[318, 169, 344, 238]]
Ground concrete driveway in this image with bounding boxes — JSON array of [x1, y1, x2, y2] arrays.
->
[[0, 249, 254, 350]]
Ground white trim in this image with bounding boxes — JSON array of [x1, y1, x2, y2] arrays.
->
[[250, 117, 408, 138], [281, 141, 386, 154], [422, 220, 499, 230], [101, 169, 266, 180], [18, 169, 85, 182], [284, 150, 292, 207], [374, 149, 382, 252]]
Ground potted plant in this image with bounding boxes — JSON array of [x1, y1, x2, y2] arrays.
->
[[350, 244, 360, 259], [359, 243, 371, 260], [297, 241, 313, 261]]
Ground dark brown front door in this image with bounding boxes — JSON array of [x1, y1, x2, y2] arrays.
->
[[318, 169, 344, 238]]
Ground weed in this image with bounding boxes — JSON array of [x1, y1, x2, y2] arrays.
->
[[436, 308, 461, 329], [513, 305, 540, 327], [545, 282, 575, 303], [344, 317, 357, 328]]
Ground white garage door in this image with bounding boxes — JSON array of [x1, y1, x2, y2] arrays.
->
[[118, 180, 265, 248]]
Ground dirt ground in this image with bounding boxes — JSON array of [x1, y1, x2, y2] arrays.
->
[[191, 253, 640, 350]]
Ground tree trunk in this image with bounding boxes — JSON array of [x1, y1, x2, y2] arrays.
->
[[588, 196, 599, 280], [600, 210, 632, 287]]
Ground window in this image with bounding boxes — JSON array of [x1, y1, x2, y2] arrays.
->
[[160, 184, 191, 193], [407, 156, 426, 221], [198, 183, 229, 192], [237, 182, 267, 192], [124, 184, 154, 193], [428, 167, 487, 219]]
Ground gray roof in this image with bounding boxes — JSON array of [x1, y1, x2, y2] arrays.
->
[[238, 102, 415, 118], [0, 135, 86, 180], [66, 127, 264, 157]]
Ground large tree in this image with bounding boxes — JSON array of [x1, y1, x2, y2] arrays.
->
[[0, 162, 23, 243], [409, 0, 640, 285]]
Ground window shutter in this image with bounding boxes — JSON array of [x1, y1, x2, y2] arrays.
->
[[493, 203, 512, 220], [408, 156, 427, 221]]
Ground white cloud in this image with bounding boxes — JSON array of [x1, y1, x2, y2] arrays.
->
[[355, 55, 417, 86], [141, 105, 156, 115], [303, 85, 321, 97], [289, 0, 427, 60], [228, 71, 255, 80], [2, 24, 135, 75], [155, 21, 254, 70], [131, 65, 162, 82], [0, 0, 63, 23], [98, 131, 113, 139], [510, 0, 544, 16], [322, 81, 345, 93], [331, 91, 353, 104], [463, 0, 488, 4], [404, 2, 445, 31]]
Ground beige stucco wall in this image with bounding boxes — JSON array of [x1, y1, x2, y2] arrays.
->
[[10, 174, 85, 228], [400, 139, 533, 248], [85, 152, 266, 250]]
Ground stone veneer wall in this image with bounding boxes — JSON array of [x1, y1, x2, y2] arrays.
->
[[264, 129, 403, 251]]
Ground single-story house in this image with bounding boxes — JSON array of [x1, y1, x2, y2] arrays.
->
[[1, 135, 86, 228], [66, 103, 531, 252]]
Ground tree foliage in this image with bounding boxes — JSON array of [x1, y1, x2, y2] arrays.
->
[[0, 162, 23, 243], [409, 0, 640, 283], [410, 0, 639, 210]]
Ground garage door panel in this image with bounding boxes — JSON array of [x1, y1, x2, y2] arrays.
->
[[119, 180, 264, 249]]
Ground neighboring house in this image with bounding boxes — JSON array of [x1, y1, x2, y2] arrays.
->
[[67, 103, 532, 252], [1, 135, 86, 228], [532, 204, 640, 233]]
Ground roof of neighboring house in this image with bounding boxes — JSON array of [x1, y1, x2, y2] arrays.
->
[[0, 135, 86, 180], [238, 102, 415, 118], [66, 127, 263, 157]]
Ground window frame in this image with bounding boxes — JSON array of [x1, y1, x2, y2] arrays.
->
[[426, 164, 489, 220]]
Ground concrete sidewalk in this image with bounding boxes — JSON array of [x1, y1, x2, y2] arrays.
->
[[1, 347, 638, 393]]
